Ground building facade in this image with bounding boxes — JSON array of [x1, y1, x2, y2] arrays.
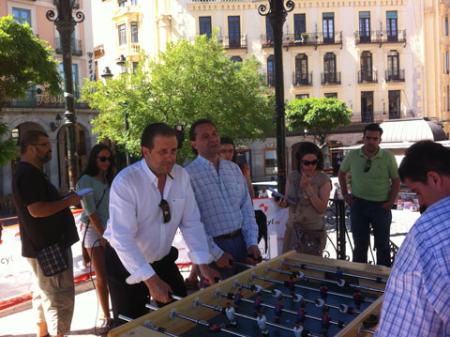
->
[[92, 0, 450, 180], [0, 0, 95, 198]]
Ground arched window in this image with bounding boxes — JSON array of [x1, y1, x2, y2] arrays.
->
[[323, 52, 336, 83], [295, 54, 309, 85], [360, 51, 373, 81], [267, 55, 274, 86], [230, 56, 242, 62]]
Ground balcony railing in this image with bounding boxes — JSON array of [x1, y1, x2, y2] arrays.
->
[[55, 37, 82, 56], [3, 90, 87, 109], [385, 69, 405, 82], [358, 70, 378, 83], [260, 34, 274, 48], [355, 30, 406, 46], [361, 110, 376, 123], [321, 72, 341, 85], [389, 110, 401, 119], [293, 72, 313, 86], [222, 35, 247, 49], [283, 32, 342, 49]]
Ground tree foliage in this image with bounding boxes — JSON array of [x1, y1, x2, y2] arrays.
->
[[82, 35, 273, 160], [286, 97, 352, 144], [0, 16, 60, 105]]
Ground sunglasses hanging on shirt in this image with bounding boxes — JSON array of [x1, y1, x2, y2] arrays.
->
[[159, 199, 171, 223]]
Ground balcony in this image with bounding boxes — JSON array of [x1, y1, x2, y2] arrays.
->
[[222, 35, 247, 49], [354, 30, 382, 44], [113, 0, 140, 20], [355, 30, 406, 47], [283, 32, 343, 49], [3, 93, 88, 109], [321, 72, 341, 85], [261, 34, 273, 48], [358, 70, 378, 83], [361, 110, 376, 123], [385, 69, 405, 82], [293, 72, 313, 86], [55, 38, 82, 56]]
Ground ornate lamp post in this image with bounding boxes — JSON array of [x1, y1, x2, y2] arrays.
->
[[258, 0, 294, 194], [46, 0, 85, 191]]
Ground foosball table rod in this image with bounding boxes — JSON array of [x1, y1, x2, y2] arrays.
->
[[215, 290, 345, 328], [282, 260, 387, 284], [251, 272, 374, 303], [145, 302, 250, 337], [234, 280, 360, 315], [118, 314, 179, 337], [357, 325, 376, 335], [192, 298, 321, 337]]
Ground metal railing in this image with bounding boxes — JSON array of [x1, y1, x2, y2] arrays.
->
[[355, 30, 406, 45], [321, 72, 341, 85], [55, 37, 83, 56], [283, 31, 342, 48], [358, 70, 378, 83], [222, 35, 247, 49], [385, 69, 405, 82], [292, 72, 313, 86]]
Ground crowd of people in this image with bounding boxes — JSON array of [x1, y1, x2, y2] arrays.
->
[[11, 121, 449, 337]]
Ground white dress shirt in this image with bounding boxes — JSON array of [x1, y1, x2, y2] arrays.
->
[[104, 159, 212, 284]]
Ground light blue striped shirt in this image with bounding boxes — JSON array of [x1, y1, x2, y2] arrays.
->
[[185, 156, 258, 260], [375, 195, 450, 337]]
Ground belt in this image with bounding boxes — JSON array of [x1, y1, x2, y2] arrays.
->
[[214, 229, 241, 240]]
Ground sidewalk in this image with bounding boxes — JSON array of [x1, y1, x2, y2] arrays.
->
[[0, 281, 104, 337]]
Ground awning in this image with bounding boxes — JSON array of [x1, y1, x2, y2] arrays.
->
[[379, 118, 448, 143]]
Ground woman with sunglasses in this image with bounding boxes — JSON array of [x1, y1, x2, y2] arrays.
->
[[278, 142, 332, 255], [76, 144, 115, 330]]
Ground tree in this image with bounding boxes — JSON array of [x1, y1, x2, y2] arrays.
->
[[0, 16, 60, 105], [0, 16, 61, 165], [82, 35, 273, 160], [285, 97, 352, 145]]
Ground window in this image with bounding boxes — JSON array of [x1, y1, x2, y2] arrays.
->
[[296, 94, 309, 99], [228, 16, 241, 48], [387, 50, 400, 80], [324, 52, 337, 82], [199, 16, 212, 38], [118, 0, 127, 7], [118, 24, 127, 45], [130, 22, 139, 43], [322, 12, 335, 43], [295, 54, 309, 85], [361, 91, 374, 122], [386, 11, 398, 41], [324, 93, 337, 98], [294, 14, 306, 41], [12, 7, 31, 26], [446, 16, 449, 36], [267, 55, 274, 86], [265, 16, 273, 42], [230, 56, 242, 62], [58, 63, 80, 98], [132, 62, 139, 73], [264, 150, 277, 175], [359, 11, 371, 42], [388, 90, 401, 119], [446, 51, 449, 74], [360, 51, 373, 81]]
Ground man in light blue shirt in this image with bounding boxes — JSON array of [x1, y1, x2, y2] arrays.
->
[[185, 119, 261, 278], [375, 141, 450, 337]]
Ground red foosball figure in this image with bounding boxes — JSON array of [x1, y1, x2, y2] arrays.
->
[[320, 285, 328, 300], [353, 289, 363, 310]]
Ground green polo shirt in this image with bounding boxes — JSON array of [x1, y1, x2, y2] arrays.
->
[[340, 148, 399, 202]]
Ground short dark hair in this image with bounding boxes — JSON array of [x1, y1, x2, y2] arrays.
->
[[140, 123, 177, 149], [363, 123, 383, 136], [20, 130, 48, 154], [295, 142, 324, 171], [189, 119, 216, 141], [220, 136, 234, 146], [398, 140, 450, 183], [80, 144, 115, 186]]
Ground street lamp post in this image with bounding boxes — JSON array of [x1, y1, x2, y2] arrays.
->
[[258, 0, 294, 194], [46, 0, 85, 191]]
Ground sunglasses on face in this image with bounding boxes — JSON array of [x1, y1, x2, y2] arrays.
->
[[302, 159, 318, 166], [363, 159, 372, 173], [159, 199, 171, 223], [97, 156, 112, 163]]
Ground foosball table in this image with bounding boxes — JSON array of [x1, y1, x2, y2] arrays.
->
[[108, 252, 390, 337]]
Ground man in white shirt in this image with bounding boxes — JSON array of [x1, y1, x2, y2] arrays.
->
[[104, 123, 219, 324]]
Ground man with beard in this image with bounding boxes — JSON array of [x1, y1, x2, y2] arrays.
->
[[104, 123, 218, 323], [375, 141, 450, 337], [338, 123, 400, 266], [12, 130, 80, 337]]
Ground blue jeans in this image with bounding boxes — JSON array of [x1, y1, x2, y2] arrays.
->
[[212, 232, 248, 279], [350, 198, 392, 266]]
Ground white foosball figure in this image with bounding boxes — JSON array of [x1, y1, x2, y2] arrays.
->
[[293, 322, 304, 337], [225, 302, 237, 327], [256, 311, 269, 336]]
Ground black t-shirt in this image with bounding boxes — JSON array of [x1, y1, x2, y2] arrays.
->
[[12, 161, 79, 258]]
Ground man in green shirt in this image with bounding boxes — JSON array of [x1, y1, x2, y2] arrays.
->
[[338, 123, 400, 266]]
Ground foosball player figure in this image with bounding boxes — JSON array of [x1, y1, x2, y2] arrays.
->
[[336, 267, 344, 280], [234, 287, 243, 306], [321, 307, 331, 331], [272, 288, 283, 300], [353, 289, 362, 310], [256, 310, 270, 336], [254, 295, 262, 313], [296, 302, 306, 323], [224, 302, 238, 327], [274, 298, 284, 323], [320, 285, 328, 300], [285, 274, 296, 296], [292, 322, 304, 337]]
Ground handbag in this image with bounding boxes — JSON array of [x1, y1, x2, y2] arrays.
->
[[36, 242, 68, 277]]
